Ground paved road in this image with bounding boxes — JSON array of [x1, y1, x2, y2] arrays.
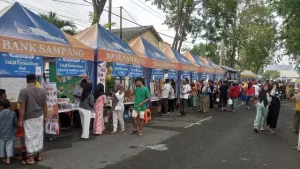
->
[[1, 102, 300, 169]]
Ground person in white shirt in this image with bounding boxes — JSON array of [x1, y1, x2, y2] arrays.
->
[[253, 82, 260, 105], [180, 78, 191, 116], [161, 79, 171, 115]]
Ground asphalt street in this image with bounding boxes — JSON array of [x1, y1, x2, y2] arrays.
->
[[1, 101, 300, 169]]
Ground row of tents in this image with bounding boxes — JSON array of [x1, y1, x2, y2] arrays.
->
[[0, 2, 233, 87]]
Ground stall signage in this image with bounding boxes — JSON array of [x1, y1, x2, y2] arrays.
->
[[0, 52, 42, 77], [111, 63, 129, 77], [168, 70, 178, 79], [220, 74, 225, 80], [200, 73, 207, 80], [56, 58, 86, 76], [209, 73, 214, 80], [129, 65, 144, 77], [192, 72, 198, 81], [182, 71, 190, 79], [152, 68, 164, 79]]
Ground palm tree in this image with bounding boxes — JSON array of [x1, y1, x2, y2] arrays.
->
[[39, 12, 77, 35]]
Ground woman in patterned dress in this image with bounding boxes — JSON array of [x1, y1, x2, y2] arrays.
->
[[93, 83, 107, 135]]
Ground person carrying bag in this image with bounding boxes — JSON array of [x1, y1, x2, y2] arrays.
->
[[111, 83, 126, 134]]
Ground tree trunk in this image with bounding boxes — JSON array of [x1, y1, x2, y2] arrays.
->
[[92, 0, 107, 25], [172, 0, 185, 49]]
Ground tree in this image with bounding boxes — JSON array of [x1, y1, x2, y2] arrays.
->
[[39, 12, 77, 35], [191, 43, 219, 64], [148, 0, 201, 51], [91, 0, 107, 25], [197, 0, 277, 73], [276, 0, 300, 64], [262, 70, 280, 80]]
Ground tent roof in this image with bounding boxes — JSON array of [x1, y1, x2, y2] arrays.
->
[[74, 24, 136, 56], [240, 70, 257, 78], [129, 37, 170, 62], [266, 65, 293, 71], [182, 51, 206, 67], [219, 65, 238, 72], [162, 45, 192, 64], [280, 70, 300, 78], [0, 2, 93, 60]]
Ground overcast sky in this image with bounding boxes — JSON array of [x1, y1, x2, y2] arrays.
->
[[0, 0, 290, 65]]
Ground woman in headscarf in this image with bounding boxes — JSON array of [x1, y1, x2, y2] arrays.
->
[[111, 83, 125, 134], [254, 84, 272, 132], [267, 83, 281, 133], [199, 81, 211, 113], [79, 83, 94, 139], [93, 83, 107, 135]]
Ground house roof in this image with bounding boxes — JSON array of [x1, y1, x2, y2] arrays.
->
[[266, 65, 293, 71], [112, 25, 163, 42]]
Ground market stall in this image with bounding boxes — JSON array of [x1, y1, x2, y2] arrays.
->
[[0, 2, 94, 134], [199, 56, 224, 82], [183, 51, 214, 81], [240, 70, 257, 82], [219, 65, 238, 81]]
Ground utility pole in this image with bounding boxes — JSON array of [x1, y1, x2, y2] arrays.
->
[[108, 0, 112, 31], [120, 6, 123, 40]]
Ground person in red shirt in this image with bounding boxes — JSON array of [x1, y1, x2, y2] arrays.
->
[[229, 83, 241, 112], [245, 82, 255, 110]]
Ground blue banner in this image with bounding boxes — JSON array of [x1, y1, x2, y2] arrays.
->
[[129, 65, 144, 77], [111, 63, 129, 77], [182, 71, 190, 80], [152, 68, 164, 79], [220, 74, 225, 80], [201, 73, 207, 80], [56, 58, 86, 76], [0, 52, 43, 77], [209, 73, 214, 80], [192, 72, 198, 81], [168, 70, 178, 79]]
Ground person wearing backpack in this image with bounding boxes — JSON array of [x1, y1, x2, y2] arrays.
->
[[199, 81, 211, 113]]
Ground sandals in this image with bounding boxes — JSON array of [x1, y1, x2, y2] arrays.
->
[[138, 132, 143, 136], [254, 127, 259, 133], [20, 159, 35, 165], [119, 129, 126, 133], [35, 157, 43, 161], [110, 131, 117, 134], [130, 131, 138, 134]]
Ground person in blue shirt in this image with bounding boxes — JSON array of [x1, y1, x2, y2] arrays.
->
[[0, 99, 17, 165]]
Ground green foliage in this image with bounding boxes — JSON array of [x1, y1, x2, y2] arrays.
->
[[190, 43, 219, 64], [148, 0, 200, 51], [197, 0, 277, 73], [262, 70, 280, 80], [103, 22, 116, 29], [39, 12, 77, 35], [276, 0, 300, 63], [105, 76, 115, 94]]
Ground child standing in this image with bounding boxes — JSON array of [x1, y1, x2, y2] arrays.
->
[[0, 99, 17, 165]]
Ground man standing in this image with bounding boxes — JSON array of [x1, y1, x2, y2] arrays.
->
[[72, 79, 87, 127], [18, 74, 47, 165], [180, 78, 191, 116], [0, 89, 7, 99], [161, 79, 171, 115], [131, 77, 150, 136], [219, 80, 229, 112]]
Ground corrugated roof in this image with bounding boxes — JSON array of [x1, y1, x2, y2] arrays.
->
[[219, 65, 238, 72], [112, 25, 163, 42], [266, 65, 293, 71]]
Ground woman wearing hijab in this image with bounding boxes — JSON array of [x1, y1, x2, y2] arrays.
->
[[254, 84, 272, 132], [199, 81, 210, 113], [79, 83, 94, 139], [267, 83, 281, 133], [93, 83, 107, 135], [111, 83, 125, 134]]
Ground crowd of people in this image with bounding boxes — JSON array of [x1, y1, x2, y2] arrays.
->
[[1, 74, 300, 166]]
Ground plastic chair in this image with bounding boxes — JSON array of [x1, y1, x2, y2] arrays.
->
[[144, 109, 152, 123]]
